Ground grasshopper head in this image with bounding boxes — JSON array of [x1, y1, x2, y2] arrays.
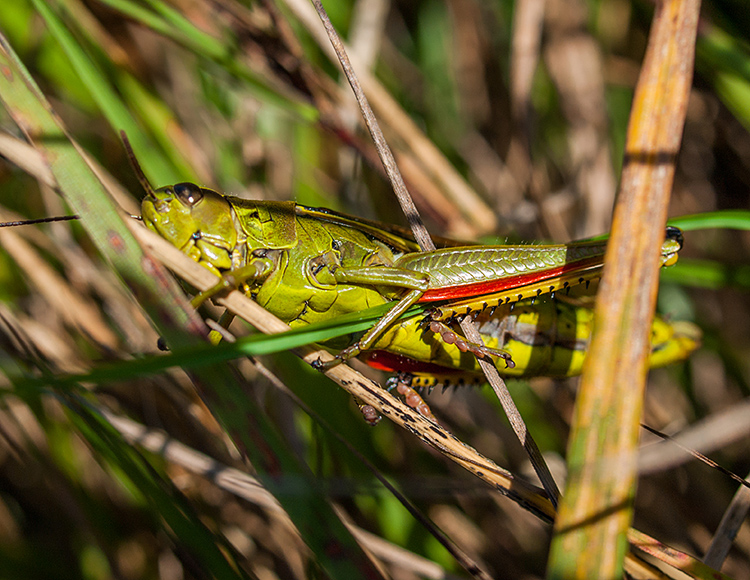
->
[[142, 182, 237, 271], [660, 226, 684, 267]]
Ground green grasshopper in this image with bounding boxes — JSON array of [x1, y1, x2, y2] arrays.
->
[[140, 181, 699, 387]]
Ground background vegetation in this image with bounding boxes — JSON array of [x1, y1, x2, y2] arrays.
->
[[0, 0, 749, 578]]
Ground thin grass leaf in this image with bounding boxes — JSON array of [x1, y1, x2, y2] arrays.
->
[[16, 303, 428, 390], [670, 210, 750, 231]]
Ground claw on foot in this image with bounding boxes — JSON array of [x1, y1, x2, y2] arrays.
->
[[356, 401, 381, 426], [312, 355, 344, 371], [315, 343, 362, 371]]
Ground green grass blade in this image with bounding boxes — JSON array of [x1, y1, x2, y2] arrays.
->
[[670, 210, 750, 231], [17, 303, 429, 390]]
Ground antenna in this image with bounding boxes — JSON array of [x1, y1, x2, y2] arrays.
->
[[0, 215, 79, 228], [0, 132, 148, 228], [120, 130, 155, 197]]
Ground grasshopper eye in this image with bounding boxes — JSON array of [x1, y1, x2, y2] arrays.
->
[[173, 183, 204, 207], [665, 225, 684, 250]]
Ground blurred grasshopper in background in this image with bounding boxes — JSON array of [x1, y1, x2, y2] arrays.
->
[[140, 179, 700, 389]]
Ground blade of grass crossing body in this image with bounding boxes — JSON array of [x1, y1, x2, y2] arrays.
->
[[17, 302, 414, 391], [548, 0, 701, 577], [0, 33, 386, 580]]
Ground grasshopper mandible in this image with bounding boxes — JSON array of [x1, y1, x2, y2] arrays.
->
[[140, 180, 698, 386]]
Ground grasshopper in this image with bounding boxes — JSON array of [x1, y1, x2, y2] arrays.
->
[[140, 181, 699, 386]]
